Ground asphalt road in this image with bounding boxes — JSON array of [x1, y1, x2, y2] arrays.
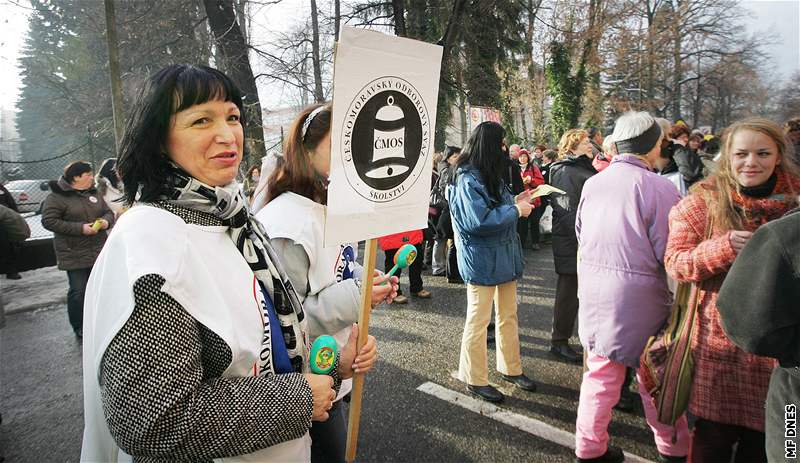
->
[[0, 243, 661, 462]]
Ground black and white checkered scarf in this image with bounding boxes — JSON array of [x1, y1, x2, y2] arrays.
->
[[160, 166, 309, 375]]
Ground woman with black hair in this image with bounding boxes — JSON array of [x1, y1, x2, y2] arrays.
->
[[448, 121, 538, 403], [80, 65, 377, 462], [95, 158, 125, 216]]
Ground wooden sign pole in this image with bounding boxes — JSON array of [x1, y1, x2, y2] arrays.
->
[[345, 237, 378, 462]]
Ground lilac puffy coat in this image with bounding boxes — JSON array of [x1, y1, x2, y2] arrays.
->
[[575, 155, 681, 367]]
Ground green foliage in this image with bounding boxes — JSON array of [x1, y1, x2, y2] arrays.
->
[[463, 0, 524, 110], [545, 41, 588, 142], [16, 0, 211, 177]]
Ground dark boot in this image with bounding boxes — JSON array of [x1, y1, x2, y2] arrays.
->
[[575, 445, 624, 463], [501, 373, 537, 392], [549, 344, 581, 363], [467, 384, 504, 403]]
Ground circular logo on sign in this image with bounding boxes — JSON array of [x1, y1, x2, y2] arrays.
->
[[89, 196, 98, 203], [340, 76, 431, 202]]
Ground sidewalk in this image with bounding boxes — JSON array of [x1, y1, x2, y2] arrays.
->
[[1, 266, 67, 314]]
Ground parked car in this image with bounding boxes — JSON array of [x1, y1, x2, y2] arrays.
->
[[5, 179, 50, 213]]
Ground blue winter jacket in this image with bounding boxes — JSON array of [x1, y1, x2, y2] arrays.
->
[[447, 165, 524, 286]]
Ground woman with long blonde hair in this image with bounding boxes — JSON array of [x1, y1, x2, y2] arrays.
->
[[546, 128, 595, 363], [665, 117, 800, 462]]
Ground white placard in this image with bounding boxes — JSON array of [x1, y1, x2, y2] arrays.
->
[[324, 27, 443, 247]]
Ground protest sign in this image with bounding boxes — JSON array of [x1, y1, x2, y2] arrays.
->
[[324, 26, 442, 462], [468, 105, 501, 131], [325, 26, 443, 247]]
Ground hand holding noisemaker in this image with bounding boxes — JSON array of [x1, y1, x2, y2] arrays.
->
[[381, 244, 416, 285], [310, 335, 338, 374]]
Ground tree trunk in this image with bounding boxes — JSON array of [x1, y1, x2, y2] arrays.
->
[[234, 0, 248, 42], [645, 1, 656, 109], [310, 0, 324, 102], [103, 0, 125, 152], [392, 0, 406, 37], [671, 10, 682, 120], [692, 56, 702, 126], [434, 0, 468, 150], [203, 0, 265, 163], [334, 0, 340, 41]]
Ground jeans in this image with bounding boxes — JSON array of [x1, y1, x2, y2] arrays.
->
[[310, 399, 347, 463], [431, 238, 447, 274], [66, 267, 92, 333]]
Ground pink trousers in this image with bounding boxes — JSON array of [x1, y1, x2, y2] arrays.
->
[[574, 351, 690, 459]]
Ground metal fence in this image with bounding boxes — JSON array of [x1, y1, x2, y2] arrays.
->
[[0, 141, 116, 240], [1, 135, 289, 242]]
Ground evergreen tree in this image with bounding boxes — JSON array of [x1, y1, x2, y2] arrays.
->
[[16, 0, 211, 178]]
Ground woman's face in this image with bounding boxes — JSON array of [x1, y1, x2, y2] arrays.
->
[[71, 171, 94, 190], [447, 152, 460, 166], [311, 131, 332, 178], [689, 138, 701, 151], [575, 136, 593, 157], [165, 99, 243, 187], [518, 153, 529, 164], [729, 129, 781, 188]]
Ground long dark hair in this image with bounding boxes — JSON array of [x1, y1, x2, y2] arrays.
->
[[116, 64, 245, 205], [264, 103, 331, 205], [97, 158, 119, 189], [454, 121, 506, 201]]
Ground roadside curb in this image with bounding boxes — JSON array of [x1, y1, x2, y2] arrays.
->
[[5, 297, 66, 315]]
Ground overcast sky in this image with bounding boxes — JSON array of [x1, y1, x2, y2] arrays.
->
[[1, 0, 798, 111]]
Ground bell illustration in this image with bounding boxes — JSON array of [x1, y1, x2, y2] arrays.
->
[[366, 95, 409, 179]]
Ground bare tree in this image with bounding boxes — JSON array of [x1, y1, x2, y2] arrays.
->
[[310, 0, 325, 102], [204, 0, 266, 161]]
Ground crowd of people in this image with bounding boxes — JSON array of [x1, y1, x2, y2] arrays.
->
[[438, 112, 798, 463], [2, 62, 798, 462]]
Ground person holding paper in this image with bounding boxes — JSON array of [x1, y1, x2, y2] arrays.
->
[[448, 121, 538, 403], [80, 65, 376, 463], [256, 103, 397, 463]]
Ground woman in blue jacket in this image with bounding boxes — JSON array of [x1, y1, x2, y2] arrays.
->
[[448, 121, 538, 403]]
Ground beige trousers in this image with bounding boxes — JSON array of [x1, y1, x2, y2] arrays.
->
[[458, 280, 523, 386]]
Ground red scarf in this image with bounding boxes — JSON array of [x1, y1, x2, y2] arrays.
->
[[731, 169, 800, 230]]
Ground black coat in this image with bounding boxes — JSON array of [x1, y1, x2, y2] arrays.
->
[[717, 209, 800, 462], [540, 162, 553, 185], [670, 142, 704, 187], [547, 154, 596, 274], [502, 157, 525, 195]]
